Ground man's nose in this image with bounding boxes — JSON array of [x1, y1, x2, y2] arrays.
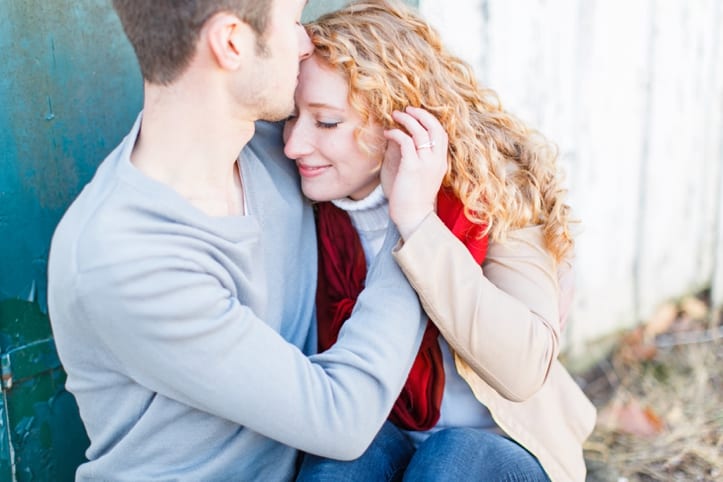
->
[[297, 25, 313, 60]]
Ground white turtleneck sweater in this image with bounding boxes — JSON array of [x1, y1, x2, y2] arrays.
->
[[332, 185, 497, 446]]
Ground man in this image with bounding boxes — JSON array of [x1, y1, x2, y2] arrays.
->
[[47, 0, 425, 479]]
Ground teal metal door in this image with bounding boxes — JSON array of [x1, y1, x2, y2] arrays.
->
[[0, 1, 141, 479], [0, 0, 417, 479]]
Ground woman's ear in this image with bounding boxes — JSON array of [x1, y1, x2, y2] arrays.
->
[[204, 12, 256, 71]]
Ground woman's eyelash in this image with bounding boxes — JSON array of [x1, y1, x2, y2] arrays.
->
[[316, 121, 340, 129]]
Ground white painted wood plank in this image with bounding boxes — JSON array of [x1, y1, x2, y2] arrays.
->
[[636, 0, 722, 318], [709, 2, 723, 309], [418, 0, 723, 347]]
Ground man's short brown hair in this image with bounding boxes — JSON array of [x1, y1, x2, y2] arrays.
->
[[112, 0, 273, 85]]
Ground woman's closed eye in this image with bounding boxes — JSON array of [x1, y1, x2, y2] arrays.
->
[[316, 120, 341, 129]]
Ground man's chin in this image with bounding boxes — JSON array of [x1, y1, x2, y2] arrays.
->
[[258, 102, 295, 123]]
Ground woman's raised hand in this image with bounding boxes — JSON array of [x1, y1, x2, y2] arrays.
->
[[381, 107, 448, 240]]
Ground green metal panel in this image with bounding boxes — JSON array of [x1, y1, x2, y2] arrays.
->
[[303, 0, 419, 21], [0, 301, 89, 481], [0, 0, 420, 479], [303, 0, 356, 21]]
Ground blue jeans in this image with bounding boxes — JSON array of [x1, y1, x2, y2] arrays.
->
[[296, 422, 549, 481]]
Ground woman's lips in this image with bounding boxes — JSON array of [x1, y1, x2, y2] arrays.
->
[[297, 162, 330, 178]]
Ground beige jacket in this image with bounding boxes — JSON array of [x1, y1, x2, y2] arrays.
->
[[394, 214, 596, 482]]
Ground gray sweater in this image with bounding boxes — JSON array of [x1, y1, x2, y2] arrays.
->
[[48, 116, 424, 481]]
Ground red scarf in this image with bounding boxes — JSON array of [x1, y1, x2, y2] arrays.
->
[[315, 189, 488, 430]]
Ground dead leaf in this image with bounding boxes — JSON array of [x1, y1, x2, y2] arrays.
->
[[619, 328, 657, 364], [679, 296, 708, 322], [598, 397, 665, 437], [665, 405, 684, 425], [644, 302, 678, 339]]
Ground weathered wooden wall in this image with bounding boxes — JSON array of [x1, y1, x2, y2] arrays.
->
[[419, 0, 723, 352]]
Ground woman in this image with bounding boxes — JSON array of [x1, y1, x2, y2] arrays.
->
[[283, 1, 596, 480]]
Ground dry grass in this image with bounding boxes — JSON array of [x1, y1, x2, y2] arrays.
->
[[580, 297, 723, 482]]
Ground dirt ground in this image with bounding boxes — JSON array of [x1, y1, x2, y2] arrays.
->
[[579, 293, 722, 481]]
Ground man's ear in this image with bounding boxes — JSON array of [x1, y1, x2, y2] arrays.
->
[[204, 12, 255, 71]]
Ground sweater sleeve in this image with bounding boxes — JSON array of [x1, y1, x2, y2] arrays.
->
[[393, 213, 561, 402], [76, 224, 424, 461]]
